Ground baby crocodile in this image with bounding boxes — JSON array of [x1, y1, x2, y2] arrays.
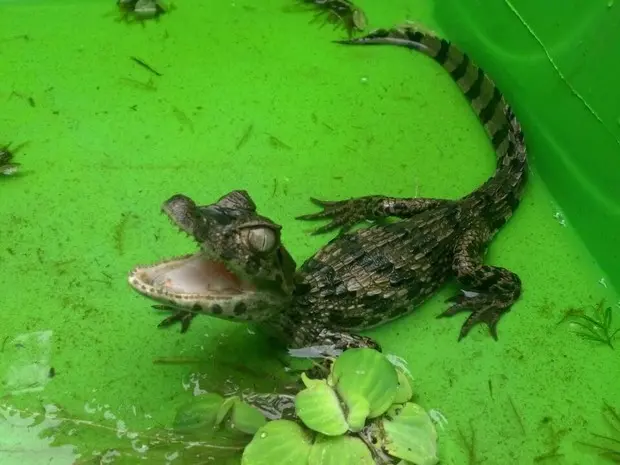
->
[[128, 24, 527, 353]]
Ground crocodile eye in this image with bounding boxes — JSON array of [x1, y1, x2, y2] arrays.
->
[[246, 227, 278, 253]]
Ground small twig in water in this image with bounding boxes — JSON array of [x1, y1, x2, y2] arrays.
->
[[457, 420, 478, 465], [119, 77, 157, 91], [113, 212, 135, 256], [171, 105, 194, 133], [508, 395, 526, 435], [130, 56, 162, 76], [267, 133, 292, 150], [236, 124, 254, 150], [533, 446, 564, 462]]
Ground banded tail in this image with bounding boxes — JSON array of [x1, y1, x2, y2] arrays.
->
[[336, 25, 528, 224]]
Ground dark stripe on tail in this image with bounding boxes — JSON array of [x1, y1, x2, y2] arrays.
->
[[491, 123, 510, 149], [479, 87, 502, 124], [450, 54, 470, 81], [435, 39, 451, 64], [464, 68, 485, 101]]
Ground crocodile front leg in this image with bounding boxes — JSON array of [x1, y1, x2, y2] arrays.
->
[[297, 195, 455, 235], [153, 305, 197, 333], [439, 225, 521, 340]]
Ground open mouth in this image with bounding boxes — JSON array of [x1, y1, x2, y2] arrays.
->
[[128, 252, 256, 305]]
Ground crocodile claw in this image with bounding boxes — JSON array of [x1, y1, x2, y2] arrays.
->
[[296, 197, 371, 235], [438, 291, 512, 341], [154, 305, 197, 333]]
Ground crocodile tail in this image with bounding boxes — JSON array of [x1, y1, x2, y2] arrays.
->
[[336, 25, 528, 198]]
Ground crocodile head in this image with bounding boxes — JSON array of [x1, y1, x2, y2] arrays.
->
[[128, 190, 297, 322]]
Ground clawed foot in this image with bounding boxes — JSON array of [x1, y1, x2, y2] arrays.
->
[[438, 290, 514, 341], [240, 391, 298, 421], [302, 334, 380, 377], [154, 305, 197, 333], [305, 357, 336, 380], [296, 196, 378, 235]]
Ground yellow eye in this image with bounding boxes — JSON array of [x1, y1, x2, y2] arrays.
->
[[246, 227, 278, 253]]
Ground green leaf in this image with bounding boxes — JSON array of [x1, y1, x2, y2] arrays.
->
[[574, 332, 604, 342], [382, 403, 438, 465], [603, 306, 612, 329], [295, 380, 349, 436], [229, 398, 267, 435], [217, 396, 239, 426], [242, 420, 313, 465], [301, 372, 324, 389], [575, 315, 602, 329], [330, 348, 399, 418], [308, 434, 375, 465], [351, 9, 367, 32], [172, 393, 225, 433], [393, 368, 414, 405], [343, 393, 370, 432]]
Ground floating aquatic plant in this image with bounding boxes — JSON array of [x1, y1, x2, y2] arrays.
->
[[173, 392, 267, 436], [1, 349, 438, 465], [242, 348, 439, 465], [579, 401, 620, 462], [558, 300, 619, 349]]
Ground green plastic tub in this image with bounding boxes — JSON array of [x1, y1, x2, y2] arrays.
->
[[1, 0, 618, 463]]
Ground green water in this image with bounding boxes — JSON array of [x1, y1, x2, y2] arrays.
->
[[1, 1, 618, 464]]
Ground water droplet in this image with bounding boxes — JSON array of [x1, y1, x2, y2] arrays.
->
[[260, 432, 267, 438], [608, 0, 614, 7]]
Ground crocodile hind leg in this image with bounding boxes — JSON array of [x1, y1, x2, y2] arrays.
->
[[297, 195, 455, 235], [239, 391, 298, 421], [439, 226, 521, 340], [292, 327, 382, 379], [313, 327, 382, 352]]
